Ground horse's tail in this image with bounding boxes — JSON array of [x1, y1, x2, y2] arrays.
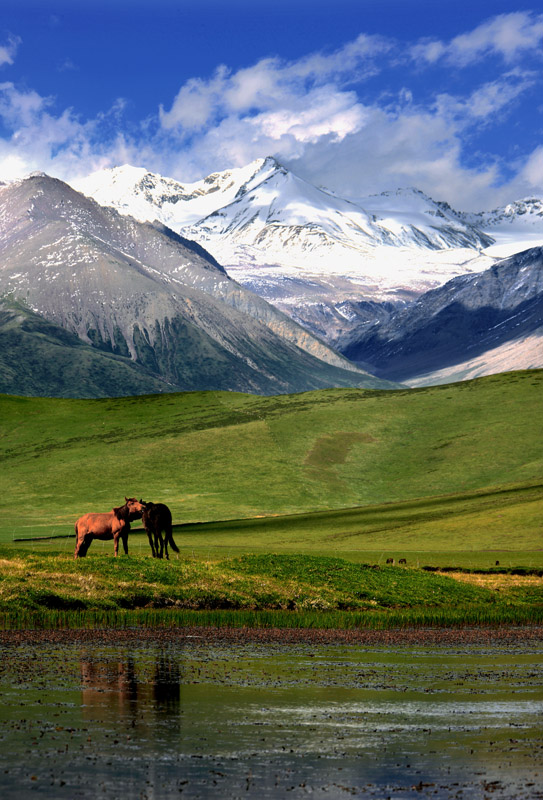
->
[[167, 529, 180, 553]]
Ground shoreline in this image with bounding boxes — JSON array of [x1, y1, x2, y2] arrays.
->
[[1, 624, 542, 648]]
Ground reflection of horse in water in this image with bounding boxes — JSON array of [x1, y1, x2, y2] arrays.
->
[[140, 501, 179, 559], [153, 653, 181, 708], [80, 658, 139, 714], [74, 497, 145, 558], [80, 652, 180, 720]]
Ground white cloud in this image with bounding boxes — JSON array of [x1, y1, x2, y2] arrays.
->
[[411, 12, 543, 67], [159, 33, 389, 136], [159, 65, 229, 131], [433, 70, 535, 124], [0, 82, 52, 128], [0, 15, 541, 212], [518, 146, 543, 190], [0, 36, 21, 68], [286, 107, 503, 210]]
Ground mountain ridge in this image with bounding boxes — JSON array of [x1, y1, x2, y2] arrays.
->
[[337, 246, 543, 385], [73, 158, 497, 283], [0, 172, 396, 397]]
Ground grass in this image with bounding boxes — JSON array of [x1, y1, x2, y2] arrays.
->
[[0, 549, 541, 630], [1, 370, 542, 629], [0, 370, 542, 541]]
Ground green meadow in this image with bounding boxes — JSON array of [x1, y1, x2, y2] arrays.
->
[[0, 369, 542, 627]]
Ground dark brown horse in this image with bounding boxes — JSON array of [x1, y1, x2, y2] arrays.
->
[[140, 501, 179, 559], [74, 497, 145, 558]]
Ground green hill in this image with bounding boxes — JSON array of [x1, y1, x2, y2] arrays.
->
[[1, 370, 541, 551]]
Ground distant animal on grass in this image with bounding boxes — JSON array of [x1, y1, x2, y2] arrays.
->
[[386, 558, 395, 565], [74, 497, 145, 559], [399, 558, 407, 565], [140, 500, 179, 559]]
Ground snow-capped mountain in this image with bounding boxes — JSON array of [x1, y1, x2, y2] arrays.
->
[[69, 157, 543, 387], [73, 158, 499, 307], [74, 159, 280, 228], [0, 173, 394, 397], [458, 198, 543, 262], [337, 246, 543, 386], [463, 197, 543, 230]]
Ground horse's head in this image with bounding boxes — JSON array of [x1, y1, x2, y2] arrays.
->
[[124, 497, 146, 520]]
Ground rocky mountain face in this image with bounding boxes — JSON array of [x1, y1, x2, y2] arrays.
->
[[337, 247, 543, 385], [53, 159, 543, 388], [0, 299, 172, 397], [0, 174, 396, 397]]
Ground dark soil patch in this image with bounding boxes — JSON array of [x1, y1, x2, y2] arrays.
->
[[1, 624, 542, 649]]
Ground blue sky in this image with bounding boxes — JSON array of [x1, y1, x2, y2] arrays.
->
[[1, 0, 542, 209]]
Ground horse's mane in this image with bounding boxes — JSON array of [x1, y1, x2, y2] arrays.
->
[[140, 500, 155, 518], [113, 503, 131, 521]]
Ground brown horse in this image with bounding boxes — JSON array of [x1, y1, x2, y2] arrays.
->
[[74, 497, 145, 558], [140, 500, 179, 560]]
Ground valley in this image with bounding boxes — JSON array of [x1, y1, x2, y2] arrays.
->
[[0, 165, 541, 630]]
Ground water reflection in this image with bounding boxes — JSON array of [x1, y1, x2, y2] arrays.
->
[[0, 638, 541, 799], [153, 653, 181, 710], [80, 652, 180, 724]]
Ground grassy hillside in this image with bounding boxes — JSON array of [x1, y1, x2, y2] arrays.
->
[[1, 370, 541, 550], [0, 549, 541, 630]]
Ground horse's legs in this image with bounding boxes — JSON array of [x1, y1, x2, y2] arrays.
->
[[155, 530, 164, 559], [113, 533, 119, 556], [75, 534, 91, 558], [146, 529, 157, 557], [121, 531, 129, 556], [163, 529, 169, 560]]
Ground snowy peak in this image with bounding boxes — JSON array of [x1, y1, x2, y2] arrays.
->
[[72, 157, 280, 228], [73, 157, 494, 267], [354, 186, 492, 249], [191, 163, 381, 258], [188, 164, 493, 265], [463, 197, 543, 230], [70, 157, 543, 317]]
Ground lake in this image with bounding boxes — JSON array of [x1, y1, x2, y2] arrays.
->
[[0, 629, 542, 799]]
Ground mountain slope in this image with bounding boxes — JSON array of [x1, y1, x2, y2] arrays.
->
[[337, 246, 543, 384], [1, 371, 541, 538], [0, 299, 173, 397], [0, 173, 395, 397]]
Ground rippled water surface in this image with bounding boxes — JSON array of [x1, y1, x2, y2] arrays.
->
[[0, 633, 542, 799]]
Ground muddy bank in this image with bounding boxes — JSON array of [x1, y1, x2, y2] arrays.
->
[[1, 624, 542, 649]]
